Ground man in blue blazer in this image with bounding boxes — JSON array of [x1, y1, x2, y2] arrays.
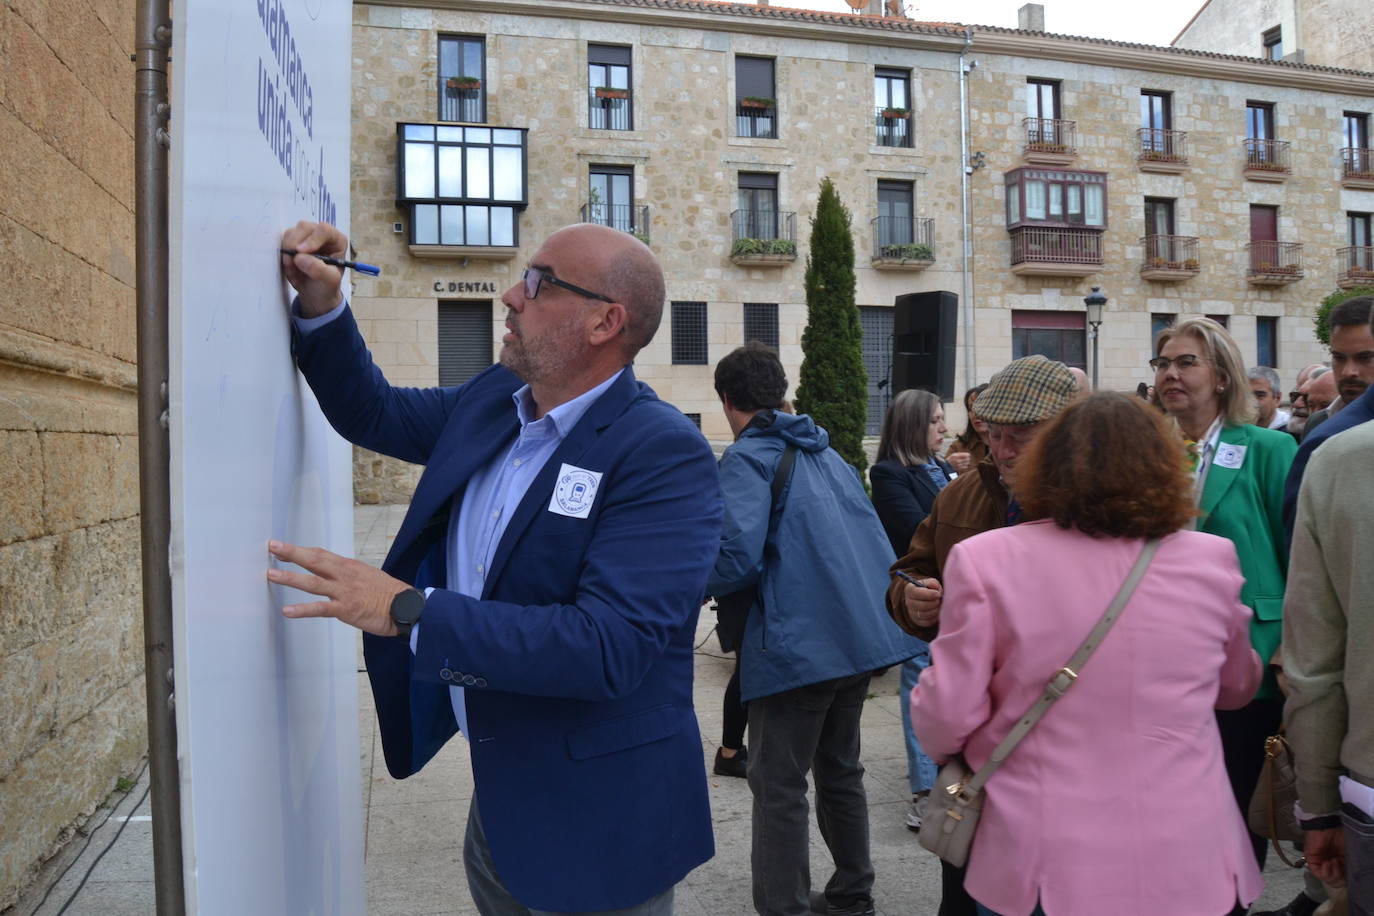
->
[[268, 221, 723, 915]]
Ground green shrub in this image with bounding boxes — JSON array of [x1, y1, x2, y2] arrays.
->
[[1315, 286, 1374, 346]]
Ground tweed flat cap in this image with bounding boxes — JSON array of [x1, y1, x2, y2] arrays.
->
[[974, 355, 1077, 425]]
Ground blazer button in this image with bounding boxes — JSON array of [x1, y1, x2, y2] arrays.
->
[[462, 675, 477, 686], [475, 678, 488, 688], [439, 668, 453, 681]]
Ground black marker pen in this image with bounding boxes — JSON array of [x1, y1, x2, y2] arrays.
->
[[281, 248, 382, 277]]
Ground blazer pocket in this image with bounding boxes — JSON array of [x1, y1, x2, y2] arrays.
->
[[566, 705, 680, 760], [1252, 596, 1285, 621]]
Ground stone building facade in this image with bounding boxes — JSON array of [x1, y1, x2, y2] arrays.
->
[[348, 0, 1374, 498], [0, 0, 146, 906]]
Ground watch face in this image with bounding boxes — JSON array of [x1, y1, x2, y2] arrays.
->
[[390, 588, 425, 626]]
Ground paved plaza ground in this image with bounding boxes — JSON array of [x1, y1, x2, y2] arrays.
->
[[10, 504, 1304, 915]]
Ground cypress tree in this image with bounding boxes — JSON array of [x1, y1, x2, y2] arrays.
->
[[795, 177, 869, 476]]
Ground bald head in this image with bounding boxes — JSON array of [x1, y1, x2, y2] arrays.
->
[[1295, 362, 1327, 389], [544, 223, 665, 356], [1067, 367, 1090, 393]]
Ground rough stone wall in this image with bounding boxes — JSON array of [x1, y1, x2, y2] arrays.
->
[[1297, 0, 1374, 72], [1172, 0, 1286, 58], [965, 52, 1357, 393], [0, 0, 145, 906]]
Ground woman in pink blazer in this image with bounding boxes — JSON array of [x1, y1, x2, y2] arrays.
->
[[911, 392, 1263, 916]]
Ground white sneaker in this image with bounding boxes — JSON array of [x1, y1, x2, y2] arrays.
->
[[905, 792, 929, 832]]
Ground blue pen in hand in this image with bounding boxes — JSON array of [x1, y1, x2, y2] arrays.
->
[[280, 248, 382, 277]]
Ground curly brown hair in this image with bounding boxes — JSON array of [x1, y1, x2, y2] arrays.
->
[[1016, 391, 1196, 539]]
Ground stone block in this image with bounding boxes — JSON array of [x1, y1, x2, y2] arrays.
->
[[40, 433, 139, 533], [0, 431, 45, 545]]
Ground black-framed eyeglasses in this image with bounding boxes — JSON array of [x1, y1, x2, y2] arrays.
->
[[1290, 391, 1307, 404], [1149, 354, 1207, 372], [522, 266, 614, 303]]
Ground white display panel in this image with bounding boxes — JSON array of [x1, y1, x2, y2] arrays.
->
[[167, 0, 364, 911]]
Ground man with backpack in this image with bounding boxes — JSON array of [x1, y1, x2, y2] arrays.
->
[[708, 342, 926, 916]]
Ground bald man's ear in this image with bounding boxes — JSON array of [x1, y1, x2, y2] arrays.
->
[[587, 301, 629, 347]]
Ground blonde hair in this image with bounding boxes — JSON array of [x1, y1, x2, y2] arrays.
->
[[1154, 316, 1257, 427]]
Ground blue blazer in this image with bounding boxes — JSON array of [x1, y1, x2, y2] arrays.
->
[[292, 307, 722, 912]]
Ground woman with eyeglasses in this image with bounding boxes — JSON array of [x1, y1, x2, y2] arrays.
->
[[1150, 316, 1297, 873]]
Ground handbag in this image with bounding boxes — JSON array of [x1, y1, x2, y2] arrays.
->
[[918, 538, 1161, 867], [1247, 732, 1306, 867], [713, 444, 797, 653]]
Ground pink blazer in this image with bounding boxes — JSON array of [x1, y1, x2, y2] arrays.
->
[[911, 521, 1263, 916]]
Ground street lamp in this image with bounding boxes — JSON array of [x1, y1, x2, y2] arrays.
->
[[1084, 286, 1107, 390]]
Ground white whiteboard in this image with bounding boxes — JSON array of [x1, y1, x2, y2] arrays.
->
[[167, 0, 364, 911]]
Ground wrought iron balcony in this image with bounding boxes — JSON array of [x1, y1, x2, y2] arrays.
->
[[1243, 138, 1291, 180], [438, 76, 484, 123], [735, 99, 777, 139], [579, 202, 650, 244], [1139, 235, 1200, 281], [1337, 245, 1374, 289], [874, 107, 912, 148], [1009, 226, 1102, 277], [1342, 147, 1374, 189], [588, 88, 632, 130], [1022, 118, 1077, 164], [1246, 240, 1303, 284], [730, 210, 796, 265], [872, 216, 934, 269], [1137, 128, 1189, 172]]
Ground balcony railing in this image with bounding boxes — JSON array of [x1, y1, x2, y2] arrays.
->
[[1140, 235, 1200, 278], [872, 216, 934, 261], [874, 107, 912, 148], [1244, 138, 1291, 174], [579, 202, 650, 243], [736, 101, 777, 139], [1023, 117, 1077, 156], [439, 77, 484, 123], [1342, 147, 1374, 185], [730, 210, 796, 262], [1246, 240, 1303, 280], [1338, 245, 1374, 287], [1010, 226, 1102, 266], [588, 89, 632, 130], [1137, 128, 1188, 164]]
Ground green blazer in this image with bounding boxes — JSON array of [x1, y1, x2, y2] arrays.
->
[[1198, 423, 1298, 699]]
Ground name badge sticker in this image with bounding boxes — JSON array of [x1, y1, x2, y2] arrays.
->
[[1213, 443, 1247, 470], [549, 463, 603, 519]]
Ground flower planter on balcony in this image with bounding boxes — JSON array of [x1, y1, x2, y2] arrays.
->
[[873, 243, 933, 270], [446, 78, 481, 96], [594, 87, 629, 100], [1247, 263, 1303, 285], [1137, 150, 1188, 174], [1022, 142, 1076, 167], [1140, 258, 1200, 281], [730, 237, 796, 266], [1243, 161, 1290, 182], [880, 109, 909, 120], [739, 97, 775, 110]]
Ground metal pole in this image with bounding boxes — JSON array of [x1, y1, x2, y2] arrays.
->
[[958, 30, 977, 394], [1091, 323, 1101, 390], [135, 0, 186, 911]]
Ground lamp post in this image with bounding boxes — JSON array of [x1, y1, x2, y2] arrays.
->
[[1084, 286, 1107, 390]]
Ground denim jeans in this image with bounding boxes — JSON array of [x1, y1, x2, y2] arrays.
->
[[1348, 803, 1374, 916], [748, 672, 875, 916], [899, 645, 938, 795]]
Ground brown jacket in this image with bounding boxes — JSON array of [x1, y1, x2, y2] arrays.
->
[[885, 458, 1008, 640]]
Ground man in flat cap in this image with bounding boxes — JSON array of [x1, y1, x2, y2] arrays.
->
[[884, 354, 1079, 916]]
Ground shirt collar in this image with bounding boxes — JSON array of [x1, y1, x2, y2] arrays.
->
[[511, 367, 626, 437]]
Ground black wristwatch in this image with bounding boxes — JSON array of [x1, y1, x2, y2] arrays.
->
[[389, 587, 426, 638]]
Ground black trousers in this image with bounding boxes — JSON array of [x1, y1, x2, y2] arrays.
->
[[1217, 696, 1284, 866], [723, 657, 748, 750]]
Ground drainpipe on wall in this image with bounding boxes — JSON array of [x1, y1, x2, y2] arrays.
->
[[135, 0, 187, 910], [958, 29, 977, 392]]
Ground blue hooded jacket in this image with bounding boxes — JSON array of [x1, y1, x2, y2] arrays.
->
[[707, 411, 926, 702]]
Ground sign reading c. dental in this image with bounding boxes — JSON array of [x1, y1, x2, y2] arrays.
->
[[168, 0, 364, 911], [435, 280, 500, 294]]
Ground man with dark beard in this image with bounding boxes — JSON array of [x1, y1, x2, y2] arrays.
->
[[267, 221, 722, 916]]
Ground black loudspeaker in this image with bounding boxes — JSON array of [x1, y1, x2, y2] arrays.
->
[[891, 291, 957, 402]]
